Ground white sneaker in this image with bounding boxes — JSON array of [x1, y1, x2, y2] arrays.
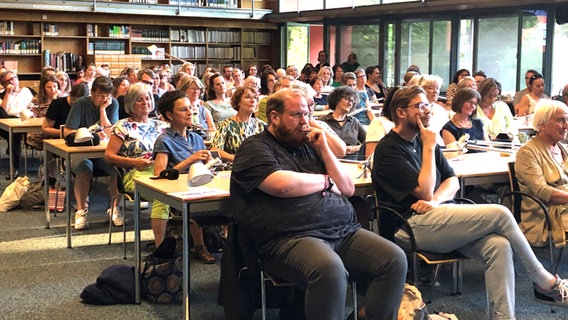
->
[[107, 207, 124, 227], [74, 209, 89, 230]]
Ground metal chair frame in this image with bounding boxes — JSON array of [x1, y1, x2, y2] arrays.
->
[[260, 271, 358, 320], [501, 161, 564, 274]]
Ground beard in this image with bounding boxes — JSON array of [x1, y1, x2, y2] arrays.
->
[[273, 122, 310, 148]]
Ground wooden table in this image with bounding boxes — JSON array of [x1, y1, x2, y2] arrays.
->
[[447, 151, 514, 197], [43, 138, 108, 248], [132, 162, 373, 320], [0, 117, 44, 180]]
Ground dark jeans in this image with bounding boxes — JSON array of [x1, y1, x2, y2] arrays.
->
[[0, 113, 22, 170], [264, 229, 407, 320]]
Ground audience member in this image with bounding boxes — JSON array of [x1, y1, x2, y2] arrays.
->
[[319, 86, 366, 160], [332, 64, 344, 87], [231, 88, 407, 320], [365, 87, 397, 158], [515, 100, 568, 248], [314, 50, 330, 72], [104, 82, 168, 226], [210, 86, 265, 163], [476, 78, 516, 140], [365, 65, 387, 102], [112, 76, 130, 99], [446, 69, 470, 102], [441, 88, 489, 147], [178, 76, 215, 133], [204, 73, 236, 124], [342, 71, 374, 126], [341, 53, 360, 72], [515, 73, 548, 116], [55, 71, 72, 97], [0, 70, 35, 179], [286, 64, 299, 80], [473, 70, 487, 88], [152, 90, 216, 263], [372, 85, 568, 318], [513, 69, 538, 106], [64, 76, 119, 230]]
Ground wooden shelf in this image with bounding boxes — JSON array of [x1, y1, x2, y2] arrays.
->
[[0, 13, 277, 77]]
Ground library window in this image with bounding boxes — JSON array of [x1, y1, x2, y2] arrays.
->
[[519, 10, 547, 93], [477, 16, 518, 95], [338, 24, 380, 71], [552, 21, 568, 96], [431, 20, 452, 91], [400, 21, 430, 83]]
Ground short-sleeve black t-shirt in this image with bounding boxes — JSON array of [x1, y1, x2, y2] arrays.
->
[[231, 130, 360, 255], [45, 97, 71, 130], [372, 130, 455, 216]]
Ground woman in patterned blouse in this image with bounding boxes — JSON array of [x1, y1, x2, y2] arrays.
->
[[210, 86, 265, 162], [104, 82, 168, 226]]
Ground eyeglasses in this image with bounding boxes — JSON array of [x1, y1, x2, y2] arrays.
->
[[4, 75, 17, 84], [140, 80, 154, 86], [404, 102, 433, 112], [288, 111, 311, 121]]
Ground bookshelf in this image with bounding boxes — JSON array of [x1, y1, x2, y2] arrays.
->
[[0, 10, 277, 79]]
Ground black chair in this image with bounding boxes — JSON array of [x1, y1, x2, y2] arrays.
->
[[374, 195, 473, 295], [219, 223, 358, 320], [500, 161, 563, 274]]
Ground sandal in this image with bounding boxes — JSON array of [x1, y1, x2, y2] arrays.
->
[[191, 245, 215, 264]]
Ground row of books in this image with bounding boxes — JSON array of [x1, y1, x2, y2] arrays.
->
[[43, 24, 59, 36], [170, 29, 206, 43], [207, 30, 241, 43], [0, 21, 14, 36], [87, 41, 126, 55], [208, 46, 241, 60], [0, 40, 41, 54], [242, 47, 258, 59], [131, 29, 169, 42], [242, 31, 271, 45], [42, 50, 79, 73], [171, 45, 206, 59]]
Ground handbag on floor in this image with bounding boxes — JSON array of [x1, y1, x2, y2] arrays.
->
[[0, 176, 29, 212], [140, 236, 183, 303]]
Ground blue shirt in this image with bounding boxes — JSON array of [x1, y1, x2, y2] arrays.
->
[[153, 127, 206, 173]]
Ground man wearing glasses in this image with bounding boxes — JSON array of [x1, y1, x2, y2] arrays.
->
[[372, 85, 568, 318], [231, 88, 407, 320], [0, 70, 35, 179]]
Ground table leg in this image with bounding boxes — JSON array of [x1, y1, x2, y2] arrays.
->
[[8, 128, 13, 181], [459, 177, 465, 198], [66, 153, 72, 249], [183, 203, 189, 320], [44, 147, 50, 229], [134, 186, 141, 304]]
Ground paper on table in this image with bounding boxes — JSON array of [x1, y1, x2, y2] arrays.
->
[[168, 187, 229, 200]]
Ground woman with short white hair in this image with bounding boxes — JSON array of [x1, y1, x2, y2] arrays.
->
[[515, 99, 568, 248]]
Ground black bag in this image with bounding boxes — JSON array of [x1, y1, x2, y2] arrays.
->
[[140, 236, 183, 303], [19, 181, 44, 210]]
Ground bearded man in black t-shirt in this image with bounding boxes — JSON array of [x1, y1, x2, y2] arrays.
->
[[231, 88, 407, 320]]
